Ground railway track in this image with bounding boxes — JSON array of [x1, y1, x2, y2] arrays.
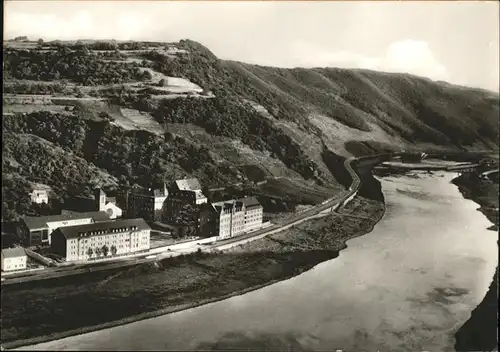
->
[[204, 154, 379, 251]]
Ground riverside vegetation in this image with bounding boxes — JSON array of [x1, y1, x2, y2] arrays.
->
[[452, 170, 499, 352], [1, 167, 385, 348], [1, 39, 498, 349]]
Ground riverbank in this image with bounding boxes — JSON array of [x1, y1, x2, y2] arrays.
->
[[2, 175, 385, 350], [452, 171, 499, 352]]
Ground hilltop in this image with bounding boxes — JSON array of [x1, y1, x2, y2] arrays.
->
[[2, 38, 499, 221]]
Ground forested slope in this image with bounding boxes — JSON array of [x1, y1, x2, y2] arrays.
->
[[2, 39, 498, 221]]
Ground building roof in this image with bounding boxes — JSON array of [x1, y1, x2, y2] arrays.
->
[[130, 186, 154, 197], [212, 199, 236, 207], [57, 218, 151, 240], [22, 211, 111, 230], [131, 184, 167, 198], [212, 197, 261, 209], [2, 247, 26, 258], [175, 178, 202, 191], [238, 196, 261, 207]]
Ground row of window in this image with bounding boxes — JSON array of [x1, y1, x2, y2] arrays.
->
[[77, 226, 139, 238], [8, 263, 25, 269], [245, 215, 262, 221]]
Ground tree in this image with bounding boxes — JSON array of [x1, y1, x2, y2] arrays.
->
[[110, 245, 117, 256], [95, 247, 102, 256], [98, 111, 110, 120], [87, 247, 93, 258], [174, 203, 198, 226], [142, 70, 153, 81], [202, 86, 211, 95], [164, 131, 175, 143], [102, 244, 109, 257], [37, 38, 44, 48], [177, 226, 186, 239]]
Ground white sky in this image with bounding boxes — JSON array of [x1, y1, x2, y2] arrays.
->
[[4, 1, 499, 92]]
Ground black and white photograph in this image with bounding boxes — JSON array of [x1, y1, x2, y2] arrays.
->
[[1, 1, 499, 351]]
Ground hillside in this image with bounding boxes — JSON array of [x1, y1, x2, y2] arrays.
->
[[2, 39, 499, 221]]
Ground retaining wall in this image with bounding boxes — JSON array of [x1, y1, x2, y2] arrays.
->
[[25, 248, 56, 267], [149, 236, 218, 254], [0, 266, 45, 277]]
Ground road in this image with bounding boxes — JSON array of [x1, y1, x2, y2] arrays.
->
[[204, 153, 486, 251], [1, 152, 484, 284], [481, 168, 499, 180], [203, 155, 372, 251], [1, 154, 373, 285]]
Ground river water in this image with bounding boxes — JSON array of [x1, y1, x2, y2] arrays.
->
[[21, 171, 498, 351]]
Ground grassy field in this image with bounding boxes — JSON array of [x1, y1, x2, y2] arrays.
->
[[1, 191, 384, 348]]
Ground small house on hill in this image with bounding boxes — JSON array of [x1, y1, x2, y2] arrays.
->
[[29, 189, 49, 204]]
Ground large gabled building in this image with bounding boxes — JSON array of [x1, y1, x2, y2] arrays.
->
[[63, 188, 123, 219], [199, 196, 263, 239], [165, 178, 207, 224], [127, 184, 168, 221], [18, 211, 111, 247], [51, 218, 151, 262]]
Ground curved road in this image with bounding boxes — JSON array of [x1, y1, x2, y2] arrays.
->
[[205, 152, 486, 251], [203, 154, 386, 251], [2, 152, 483, 283]]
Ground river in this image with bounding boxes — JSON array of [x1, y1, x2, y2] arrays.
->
[[20, 171, 498, 351]]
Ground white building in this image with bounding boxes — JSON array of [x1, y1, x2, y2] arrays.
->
[[51, 218, 151, 262], [19, 211, 111, 247], [1, 247, 27, 272], [200, 197, 263, 239], [243, 198, 264, 233], [94, 188, 123, 219], [29, 189, 49, 204], [153, 187, 169, 211]]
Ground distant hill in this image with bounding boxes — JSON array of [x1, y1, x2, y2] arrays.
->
[[2, 39, 498, 221]]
